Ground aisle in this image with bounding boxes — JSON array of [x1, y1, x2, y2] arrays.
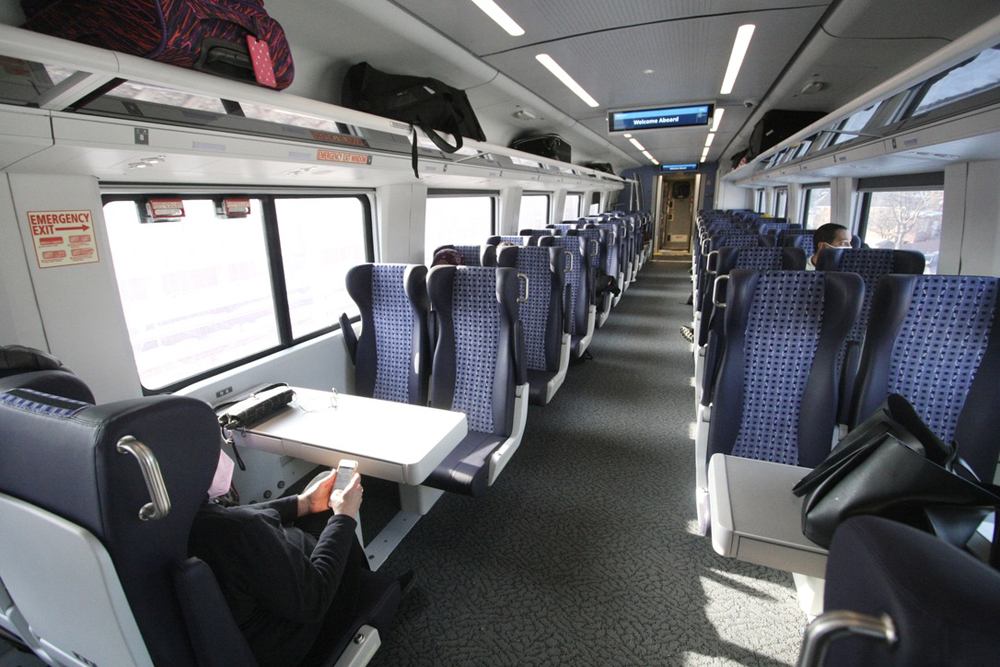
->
[[370, 257, 806, 666]]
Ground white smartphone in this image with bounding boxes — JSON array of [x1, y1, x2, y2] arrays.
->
[[332, 459, 358, 492]]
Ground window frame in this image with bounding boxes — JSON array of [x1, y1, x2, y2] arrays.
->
[[102, 190, 374, 394], [854, 174, 945, 273], [518, 191, 552, 230], [801, 184, 832, 229]]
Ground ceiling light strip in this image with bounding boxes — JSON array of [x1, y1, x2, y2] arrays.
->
[[536, 54, 600, 108], [704, 132, 716, 148], [711, 108, 725, 132], [628, 137, 646, 151], [720, 24, 755, 95], [469, 0, 525, 36]]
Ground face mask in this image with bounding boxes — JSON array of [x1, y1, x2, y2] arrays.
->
[[208, 450, 235, 499]]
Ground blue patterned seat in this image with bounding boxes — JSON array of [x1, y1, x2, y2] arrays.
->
[[432, 244, 495, 267], [584, 222, 625, 310], [538, 235, 594, 360], [496, 245, 569, 404], [779, 229, 817, 256], [815, 248, 926, 422], [574, 227, 612, 327], [425, 266, 529, 496], [341, 263, 430, 406], [486, 235, 533, 247], [696, 270, 864, 532], [849, 274, 1000, 481]]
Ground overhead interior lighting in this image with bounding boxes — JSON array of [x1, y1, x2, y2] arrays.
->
[[623, 133, 632, 138], [720, 24, 756, 95], [469, 0, 525, 36], [700, 155, 707, 163], [711, 108, 725, 132], [701, 147, 710, 158], [628, 137, 646, 151], [643, 151, 659, 165], [704, 132, 716, 148], [536, 54, 600, 108]]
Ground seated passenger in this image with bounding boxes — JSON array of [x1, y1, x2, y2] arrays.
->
[[431, 247, 465, 266], [809, 223, 852, 268], [189, 453, 408, 667]]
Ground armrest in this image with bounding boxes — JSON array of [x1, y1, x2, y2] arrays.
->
[[339, 313, 358, 363], [513, 320, 527, 386]]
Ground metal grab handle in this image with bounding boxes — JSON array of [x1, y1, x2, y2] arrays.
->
[[117, 436, 171, 521], [712, 275, 729, 309], [797, 611, 896, 667], [589, 239, 599, 258], [563, 250, 574, 273], [706, 250, 719, 275], [517, 273, 529, 303]]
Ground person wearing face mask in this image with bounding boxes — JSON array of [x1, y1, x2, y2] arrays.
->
[[188, 450, 411, 667], [809, 223, 853, 269]]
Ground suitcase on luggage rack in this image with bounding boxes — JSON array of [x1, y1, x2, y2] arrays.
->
[[510, 134, 572, 163], [20, 0, 294, 90]]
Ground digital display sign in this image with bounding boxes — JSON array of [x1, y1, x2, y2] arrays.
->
[[660, 164, 699, 172], [608, 104, 713, 132]]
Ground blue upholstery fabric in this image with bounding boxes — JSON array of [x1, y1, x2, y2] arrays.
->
[[586, 222, 621, 282], [886, 276, 997, 445], [371, 265, 415, 404], [731, 273, 825, 464], [503, 246, 557, 370], [498, 236, 527, 245], [539, 236, 586, 337], [708, 270, 863, 468], [452, 269, 503, 433], [0, 387, 89, 418], [574, 228, 604, 270], [452, 245, 485, 267], [345, 263, 429, 406], [850, 274, 1000, 480], [781, 230, 816, 255]]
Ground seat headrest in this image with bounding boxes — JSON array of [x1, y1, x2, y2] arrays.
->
[[0, 344, 68, 377]]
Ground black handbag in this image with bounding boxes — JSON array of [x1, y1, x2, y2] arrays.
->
[[216, 383, 295, 470], [341, 62, 487, 177], [792, 394, 1000, 550]]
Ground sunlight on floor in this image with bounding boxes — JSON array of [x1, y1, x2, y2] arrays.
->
[[688, 375, 697, 388], [688, 421, 698, 441]]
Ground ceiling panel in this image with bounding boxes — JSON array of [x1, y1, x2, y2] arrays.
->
[[482, 6, 828, 164], [397, 0, 827, 58]]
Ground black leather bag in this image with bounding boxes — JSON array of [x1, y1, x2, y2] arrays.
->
[[341, 62, 486, 176], [792, 394, 1000, 549], [217, 383, 295, 432]]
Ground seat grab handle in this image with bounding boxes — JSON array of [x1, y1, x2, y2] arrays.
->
[[117, 435, 171, 521]]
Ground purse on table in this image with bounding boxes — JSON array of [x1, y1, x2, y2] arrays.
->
[[216, 383, 296, 469], [792, 393, 1000, 551]]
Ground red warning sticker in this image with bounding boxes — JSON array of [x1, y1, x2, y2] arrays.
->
[[26, 210, 100, 269], [316, 149, 372, 165], [309, 130, 370, 148]]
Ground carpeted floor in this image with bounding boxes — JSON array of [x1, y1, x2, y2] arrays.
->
[[366, 257, 807, 666]]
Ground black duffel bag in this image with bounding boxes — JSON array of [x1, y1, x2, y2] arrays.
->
[[341, 62, 486, 176], [792, 394, 1000, 551]]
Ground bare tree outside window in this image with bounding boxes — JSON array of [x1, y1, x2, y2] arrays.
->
[[865, 190, 943, 274]]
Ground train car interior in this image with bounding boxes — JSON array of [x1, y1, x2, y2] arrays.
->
[[1, 0, 1000, 665]]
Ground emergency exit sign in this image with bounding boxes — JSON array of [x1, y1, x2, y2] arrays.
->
[[26, 210, 100, 268]]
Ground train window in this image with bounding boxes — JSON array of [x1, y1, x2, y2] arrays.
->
[[275, 197, 369, 338], [774, 188, 788, 218], [563, 193, 582, 220], [802, 186, 831, 228], [907, 45, 1000, 119], [830, 103, 878, 146], [0, 58, 76, 106], [754, 189, 766, 213], [104, 198, 280, 390], [858, 189, 944, 274], [104, 194, 373, 391], [518, 193, 550, 229], [424, 192, 496, 263], [589, 192, 601, 215]]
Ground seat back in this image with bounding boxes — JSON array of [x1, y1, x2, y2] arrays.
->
[[486, 235, 532, 247], [496, 245, 565, 372], [427, 266, 523, 437], [345, 263, 430, 405], [433, 244, 495, 267], [810, 515, 1000, 666], [0, 344, 94, 403], [537, 235, 588, 338], [707, 270, 863, 467], [780, 229, 817, 255], [849, 274, 1000, 480], [0, 383, 245, 666], [584, 222, 622, 290]]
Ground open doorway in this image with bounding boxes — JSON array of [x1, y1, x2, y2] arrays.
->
[[657, 176, 698, 252]]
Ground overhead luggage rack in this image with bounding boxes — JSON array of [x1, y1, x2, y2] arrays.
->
[[0, 24, 623, 189]]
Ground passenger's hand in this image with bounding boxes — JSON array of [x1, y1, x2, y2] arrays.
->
[[297, 469, 336, 517], [330, 472, 363, 519]]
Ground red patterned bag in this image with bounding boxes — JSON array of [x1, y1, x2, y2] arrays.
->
[[20, 0, 293, 89]]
